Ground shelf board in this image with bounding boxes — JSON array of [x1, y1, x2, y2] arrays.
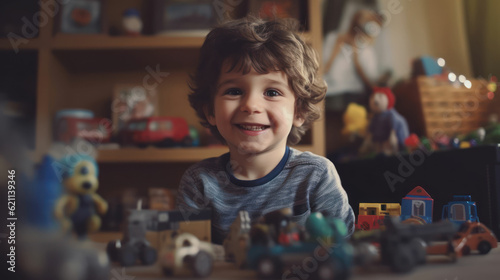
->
[[52, 34, 206, 50], [97, 146, 229, 163], [96, 145, 316, 163], [0, 37, 40, 51]]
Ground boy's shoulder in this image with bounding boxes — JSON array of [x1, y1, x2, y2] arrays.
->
[[287, 147, 334, 170], [184, 153, 228, 175]]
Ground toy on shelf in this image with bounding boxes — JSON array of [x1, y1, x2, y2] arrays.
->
[[355, 203, 401, 231], [56, 117, 112, 144], [54, 154, 108, 239], [361, 87, 409, 156], [159, 232, 216, 278], [442, 195, 479, 225], [120, 116, 193, 148], [122, 8, 142, 36], [400, 186, 433, 225], [54, 109, 112, 145], [342, 102, 368, 140]]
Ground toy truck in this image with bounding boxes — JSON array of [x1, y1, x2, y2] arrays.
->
[[106, 208, 211, 266], [442, 195, 479, 225], [247, 211, 353, 280], [356, 203, 401, 230], [352, 217, 458, 273]]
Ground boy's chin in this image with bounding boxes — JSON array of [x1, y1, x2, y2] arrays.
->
[[230, 142, 283, 157]]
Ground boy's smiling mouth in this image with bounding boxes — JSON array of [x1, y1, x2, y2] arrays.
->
[[235, 123, 270, 134]]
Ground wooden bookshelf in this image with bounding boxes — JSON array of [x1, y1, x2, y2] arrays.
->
[[2, 0, 325, 190]]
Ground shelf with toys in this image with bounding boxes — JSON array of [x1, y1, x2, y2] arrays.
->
[[36, 0, 323, 164]]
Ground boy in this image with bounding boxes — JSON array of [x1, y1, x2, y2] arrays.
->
[[177, 16, 355, 244]]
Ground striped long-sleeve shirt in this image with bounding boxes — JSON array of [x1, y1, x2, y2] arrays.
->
[[176, 146, 355, 244]]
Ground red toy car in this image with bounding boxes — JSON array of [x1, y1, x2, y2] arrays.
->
[[56, 117, 112, 144], [121, 116, 192, 148]]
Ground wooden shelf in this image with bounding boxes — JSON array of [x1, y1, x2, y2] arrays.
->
[[96, 145, 316, 163], [52, 34, 206, 50], [0, 37, 40, 50], [97, 146, 229, 163]]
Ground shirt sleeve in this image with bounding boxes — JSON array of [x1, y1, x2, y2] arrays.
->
[[176, 167, 209, 221], [309, 159, 356, 237]]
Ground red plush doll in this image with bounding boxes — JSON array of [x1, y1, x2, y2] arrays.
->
[[360, 87, 409, 155]]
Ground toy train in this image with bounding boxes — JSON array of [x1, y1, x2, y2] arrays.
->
[[355, 186, 479, 230]]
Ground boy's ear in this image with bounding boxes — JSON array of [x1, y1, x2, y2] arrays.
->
[[293, 114, 305, 127], [203, 105, 216, 126]]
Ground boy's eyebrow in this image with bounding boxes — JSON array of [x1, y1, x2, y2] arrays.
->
[[216, 77, 290, 90]]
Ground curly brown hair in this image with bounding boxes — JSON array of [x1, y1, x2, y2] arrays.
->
[[189, 16, 326, 145]]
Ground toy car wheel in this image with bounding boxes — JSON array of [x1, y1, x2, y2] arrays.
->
[[162, 267, 173, 276], [190, 250, 213, 277], [140, 246, 157, 265], [106, 240, 119, 262], [315, 260, 336, 280], [477, 241, 492, 255], [257, 256, 282, 279], [409, 238, 427, 264], [390, 246, 415, 273], [118, 244, 137, 267], [462, 245, 471, 256]]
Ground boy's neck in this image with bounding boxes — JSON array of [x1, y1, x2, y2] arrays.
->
[[228, 145, 287, 181]]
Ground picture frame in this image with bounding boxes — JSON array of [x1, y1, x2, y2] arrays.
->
[[150, 0, 217, 36], [56, 0, 107, 34], [112, 84, 158, 134]]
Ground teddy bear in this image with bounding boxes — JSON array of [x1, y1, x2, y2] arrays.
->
[[360, 87, 409, 156], [54, 154, 108, 239]]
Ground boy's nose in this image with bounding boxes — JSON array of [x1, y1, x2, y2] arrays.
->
[[240, 94, 262, 114]]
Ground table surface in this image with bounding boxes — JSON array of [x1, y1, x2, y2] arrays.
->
[[106, 244, 500, 280]]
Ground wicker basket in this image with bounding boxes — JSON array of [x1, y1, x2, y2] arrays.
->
[[394, 76, 494, 139]]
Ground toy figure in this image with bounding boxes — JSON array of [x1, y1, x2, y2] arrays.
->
[[122, 8, 142, 36], [54, 154, 108, 239], [342, 102, 368, 140], [361, 87, 409, 156]]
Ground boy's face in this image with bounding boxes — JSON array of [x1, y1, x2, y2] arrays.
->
[[207, 63, 304, 155]]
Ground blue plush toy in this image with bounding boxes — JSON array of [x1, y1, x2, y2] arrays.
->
[[54, 154, 107, 239]]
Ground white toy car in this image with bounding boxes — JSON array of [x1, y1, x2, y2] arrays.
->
[[159, 232, 216, 277]]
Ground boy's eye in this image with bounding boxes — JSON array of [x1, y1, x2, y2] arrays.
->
[[224, 88, 242, 96], [265, 89, 281, 97]]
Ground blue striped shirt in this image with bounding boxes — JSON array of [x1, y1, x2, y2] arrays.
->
[[176, 147, 355, 244]]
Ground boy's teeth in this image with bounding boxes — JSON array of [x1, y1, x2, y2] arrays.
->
[[239, 125, 267, 131]]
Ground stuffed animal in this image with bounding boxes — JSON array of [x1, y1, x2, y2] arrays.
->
[[361, 87, 409, 156], [54, 154, 107, 239], [342, 102, 368, 139]]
